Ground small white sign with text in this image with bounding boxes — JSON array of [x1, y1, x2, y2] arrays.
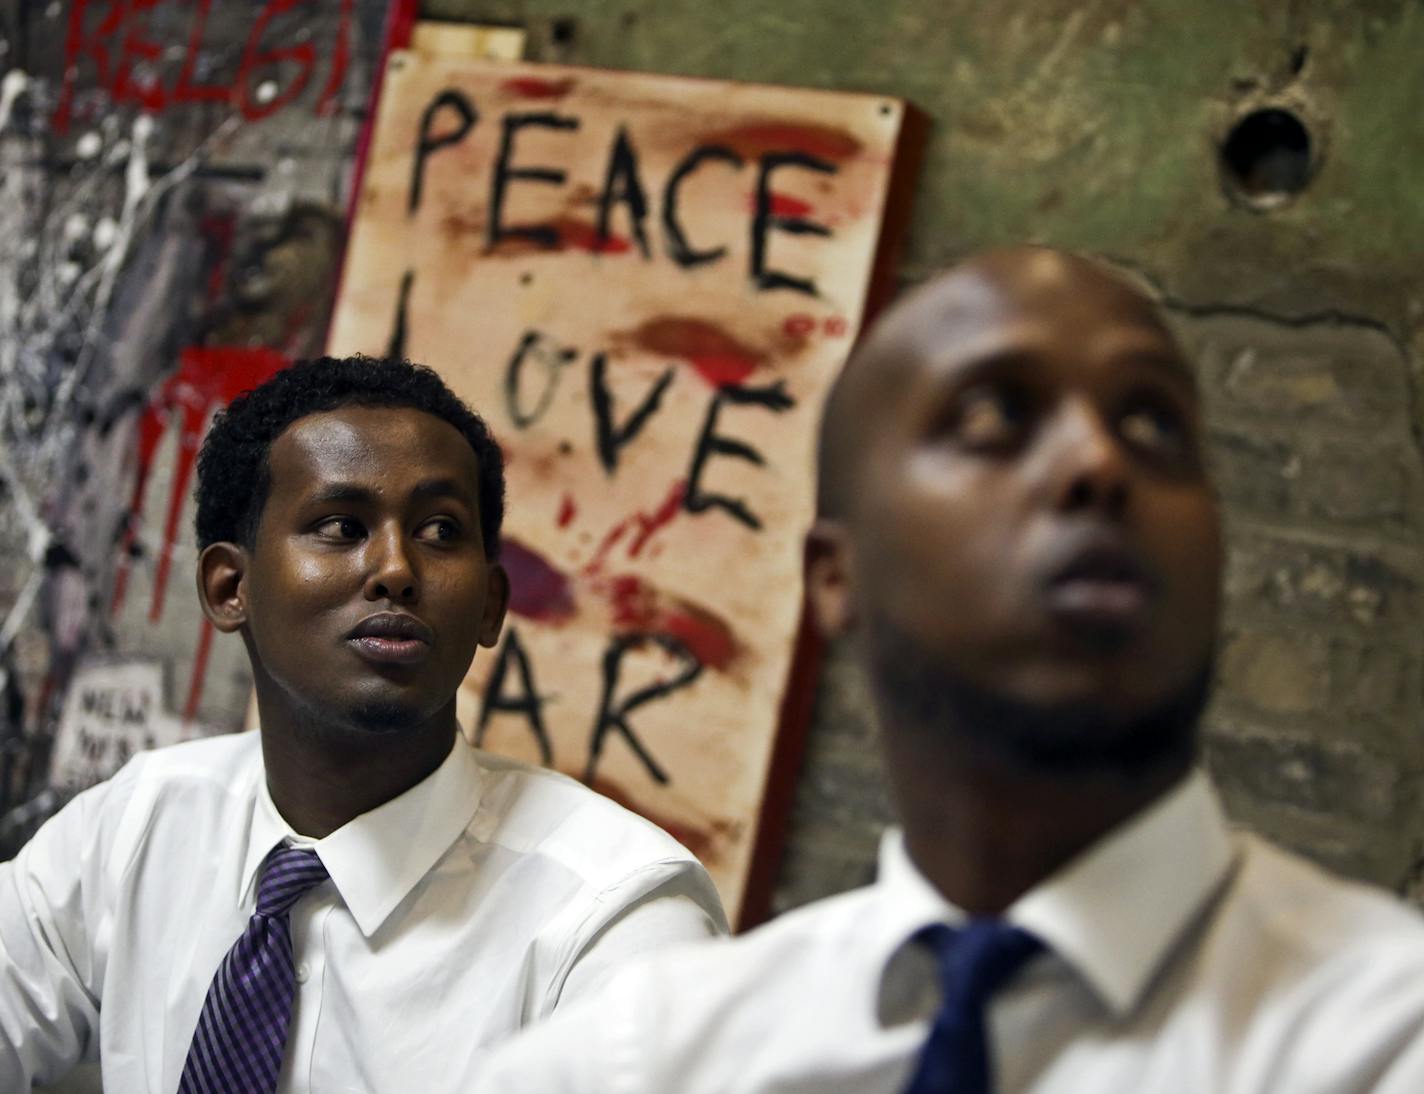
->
[[50, 660, 183, 791]]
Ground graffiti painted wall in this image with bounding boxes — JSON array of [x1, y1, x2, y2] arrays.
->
[[0, 0, 397, 854], [329, 56, 909, 922]]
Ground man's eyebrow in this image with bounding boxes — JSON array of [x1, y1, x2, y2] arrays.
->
[[300, 479, 474, 507], [303, 483, 376, 507], [923, 346, 1041, 387], [926, 343, 1197, 388], [409, 477, 474, 503], [1116, 348, 1197, 385]]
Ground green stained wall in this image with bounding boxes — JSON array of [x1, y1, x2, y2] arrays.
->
[[423, 0, 1424, 911]]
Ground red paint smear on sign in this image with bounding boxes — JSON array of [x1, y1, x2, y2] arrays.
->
[[751, 191, 815, 218], [113, 346, 288, 624], [628, 317, 764, 388], [703, 121, 863, 163], [603, 575, 740, 672], [496, 528, 741, 672], [553, 217, 633, 254], [488, 217, 632, 256], [502, 76, 577, 99], [441, 210, 483, 238], [503, 536, 577, 623]]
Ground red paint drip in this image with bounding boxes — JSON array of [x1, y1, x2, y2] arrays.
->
[[198, 212, 237, 305], [113, 347, 287, 622], [315, 0, 353, 116], [703, 122, 863, 162], [627, 481, 686, 557], [585, 481, 686, 571], [627, 317, 763, 388], [503, 536, 577, 624], [556, 492, 578, 529], [182, 617, 216, 723], [502, 76, 577, 99], [586, 521, 630, 574]]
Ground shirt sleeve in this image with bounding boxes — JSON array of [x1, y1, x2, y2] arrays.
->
[[557, 868, 725, 1006], [1375, 1039, 1424, 1094], [476, 965, 650, 1094], [1344, 975, 1424, 1094], [0, 778, 117, 1088]]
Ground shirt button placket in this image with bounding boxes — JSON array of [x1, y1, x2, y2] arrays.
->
[[287, 899, 330, 1092]]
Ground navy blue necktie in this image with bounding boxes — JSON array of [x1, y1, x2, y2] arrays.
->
[[902, 920, 1045, 1094]]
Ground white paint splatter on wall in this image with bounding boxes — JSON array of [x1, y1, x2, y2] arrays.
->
[[0, 0, 393, 853]]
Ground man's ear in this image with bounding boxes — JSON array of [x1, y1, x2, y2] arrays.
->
[[479, 562, 511, 648], [196, 542, 250, 633], [805, 519, 857, 640]]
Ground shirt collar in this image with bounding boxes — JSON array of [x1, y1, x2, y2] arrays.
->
[[243, 736, 486, 937], [877, 770, 1238, 1018]]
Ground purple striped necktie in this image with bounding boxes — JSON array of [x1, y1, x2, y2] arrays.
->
[[178, 844, 330, 1094]]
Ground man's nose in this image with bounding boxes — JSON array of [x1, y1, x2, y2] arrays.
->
[[364, 525, 419, 603], [1045, 400, 1130, 519]]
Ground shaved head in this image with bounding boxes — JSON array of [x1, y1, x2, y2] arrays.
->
[[806, 244, 1219, 774]]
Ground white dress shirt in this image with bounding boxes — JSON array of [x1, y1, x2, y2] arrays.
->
[[0, 730, 726, 1093], [476, 771, 1424, 1093]]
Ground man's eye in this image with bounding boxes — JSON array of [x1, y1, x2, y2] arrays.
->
[[942, 387, 1026, 449], [315, 517, 362, 540], [1119, 397, 1190, 457], [417, 518, 461, 543]]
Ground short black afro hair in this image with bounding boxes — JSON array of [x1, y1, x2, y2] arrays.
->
[[195, 355, 505, 558]]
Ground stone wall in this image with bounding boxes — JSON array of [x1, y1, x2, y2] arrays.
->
[[422, 0, 1424, 911]]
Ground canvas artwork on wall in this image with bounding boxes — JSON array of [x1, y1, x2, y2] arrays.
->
[[328, 55, 909, 923]]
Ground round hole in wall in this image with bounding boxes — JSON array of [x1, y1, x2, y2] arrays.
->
[[1220, 107, 1315, 209]]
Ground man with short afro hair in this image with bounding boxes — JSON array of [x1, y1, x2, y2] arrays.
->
[[196, 355, 507, 559], [0, 354, 726, 1093]]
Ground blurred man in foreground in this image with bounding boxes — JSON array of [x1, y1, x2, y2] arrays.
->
[[474, 249, 1424, 1093]]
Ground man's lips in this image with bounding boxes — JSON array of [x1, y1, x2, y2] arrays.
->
[[345, 612, 434, 666], [1040, 537, 1160, 635]]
